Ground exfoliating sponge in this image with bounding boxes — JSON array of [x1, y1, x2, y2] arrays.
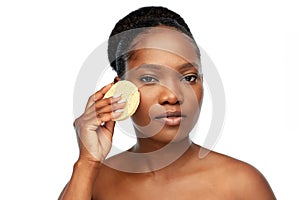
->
[[104, 80, 140, 121]]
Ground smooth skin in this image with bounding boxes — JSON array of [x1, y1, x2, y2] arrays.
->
[[59, 27, 276, 200]]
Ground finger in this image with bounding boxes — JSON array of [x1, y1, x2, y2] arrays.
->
[[104, 120, 116, 134], [85, 82, 114, 110], [95, 101, 126, 115], [96, 120, 116, 142], [94, 82, 114, 101], [85, 95, 96, 111], [97, 111, 123, 124], [97, 128, 114, 151], [82, 103, 122, 125], [85, 96, 122, 116], [75, 111, 118, 132], [94, 95, 122, 109]]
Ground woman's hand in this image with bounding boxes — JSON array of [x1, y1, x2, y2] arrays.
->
[[73, 81, 125, 163]]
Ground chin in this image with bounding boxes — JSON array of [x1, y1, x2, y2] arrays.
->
[[146, 127, 190, 143], [133, 116, 196, 143]]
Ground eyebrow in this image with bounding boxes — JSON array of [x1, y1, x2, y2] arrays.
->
[[178, 62, 200, 70], [137, 64, 162, 70], [137, 62, 199, 70]]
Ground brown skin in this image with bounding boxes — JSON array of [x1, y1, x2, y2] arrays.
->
[[93, 146, 275, 200], [59, 27, 275, 200]]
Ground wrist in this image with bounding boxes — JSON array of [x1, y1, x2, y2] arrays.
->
[[74, 158, 102, 170]]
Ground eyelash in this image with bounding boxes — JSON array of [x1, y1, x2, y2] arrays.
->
[[140, 75, 159, 83], [181, 74, 199, 83], [140, 74, 199, 84]]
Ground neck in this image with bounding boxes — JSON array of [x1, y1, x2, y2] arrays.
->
[[132, 136, 192, 153], [124, 137, 193, 172]]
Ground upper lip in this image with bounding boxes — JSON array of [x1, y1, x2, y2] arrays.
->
[[155, 111, 186, 119]]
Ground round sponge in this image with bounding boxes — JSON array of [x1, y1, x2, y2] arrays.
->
[[104, 80, 140, 121]]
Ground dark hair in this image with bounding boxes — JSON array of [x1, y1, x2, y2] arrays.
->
[[108, 6, 200, 77]]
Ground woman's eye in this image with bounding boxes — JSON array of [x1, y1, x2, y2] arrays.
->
[[140, 75, 159, 83], [182, 75, 199, 83]]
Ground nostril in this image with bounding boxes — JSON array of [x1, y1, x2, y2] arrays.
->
[[160, 94, 183, 105], [158, 85, 184, 105], [161, 99, 181, 105]]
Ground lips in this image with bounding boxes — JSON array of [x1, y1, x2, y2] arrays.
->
[[154, 111, 186, 126]]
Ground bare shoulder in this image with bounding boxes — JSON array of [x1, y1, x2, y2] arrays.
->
[[206, 150, 276, 199], [92, 152, 130, 199], [95, 152, 129, 182]]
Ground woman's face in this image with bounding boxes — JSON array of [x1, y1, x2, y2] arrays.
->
[[124, 27, 203, 143]]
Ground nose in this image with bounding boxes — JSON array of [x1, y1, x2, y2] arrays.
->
[[158, 83, 184, 105]]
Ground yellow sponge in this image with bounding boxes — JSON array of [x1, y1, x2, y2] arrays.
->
[[104, 80, 140, 121]]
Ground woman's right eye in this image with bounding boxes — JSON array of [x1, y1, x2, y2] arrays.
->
[[140, 75, 159, 83]]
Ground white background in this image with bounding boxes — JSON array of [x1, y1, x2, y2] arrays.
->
[[0, 0, 299, 199]]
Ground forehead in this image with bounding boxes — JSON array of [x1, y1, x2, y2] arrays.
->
[[127, 27, 200, 69]]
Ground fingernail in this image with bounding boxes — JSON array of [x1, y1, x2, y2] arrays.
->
[[112, 111, 122, 118], [114, 109, 124, 113], [113, 93, 122, 98], [117, 98, 126, 104]]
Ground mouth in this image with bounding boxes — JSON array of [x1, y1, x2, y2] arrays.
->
[[154, 111, 186, 126]]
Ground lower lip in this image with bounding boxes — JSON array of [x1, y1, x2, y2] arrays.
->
[[156, 117, 183, 126]]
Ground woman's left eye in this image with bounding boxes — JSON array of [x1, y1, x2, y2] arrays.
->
[[182, 75, 199, 83]]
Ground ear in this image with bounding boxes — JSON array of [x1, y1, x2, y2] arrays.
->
[[113, 76, 121, 83]]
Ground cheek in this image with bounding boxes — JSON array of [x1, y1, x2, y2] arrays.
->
[[183, 85, 203, 113], [192, 83, 204, 103], [197, 85, 204, 103], [131, 88, 158, 126]]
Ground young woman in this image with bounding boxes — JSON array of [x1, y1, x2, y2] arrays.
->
[[59, 6, 276, 200]]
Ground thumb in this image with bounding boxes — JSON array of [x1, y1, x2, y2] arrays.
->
[[97, 121, 115, 143], [104, 120, 116, 134]]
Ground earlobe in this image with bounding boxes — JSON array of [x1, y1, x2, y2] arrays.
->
[[114, 76, 121, 83]]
